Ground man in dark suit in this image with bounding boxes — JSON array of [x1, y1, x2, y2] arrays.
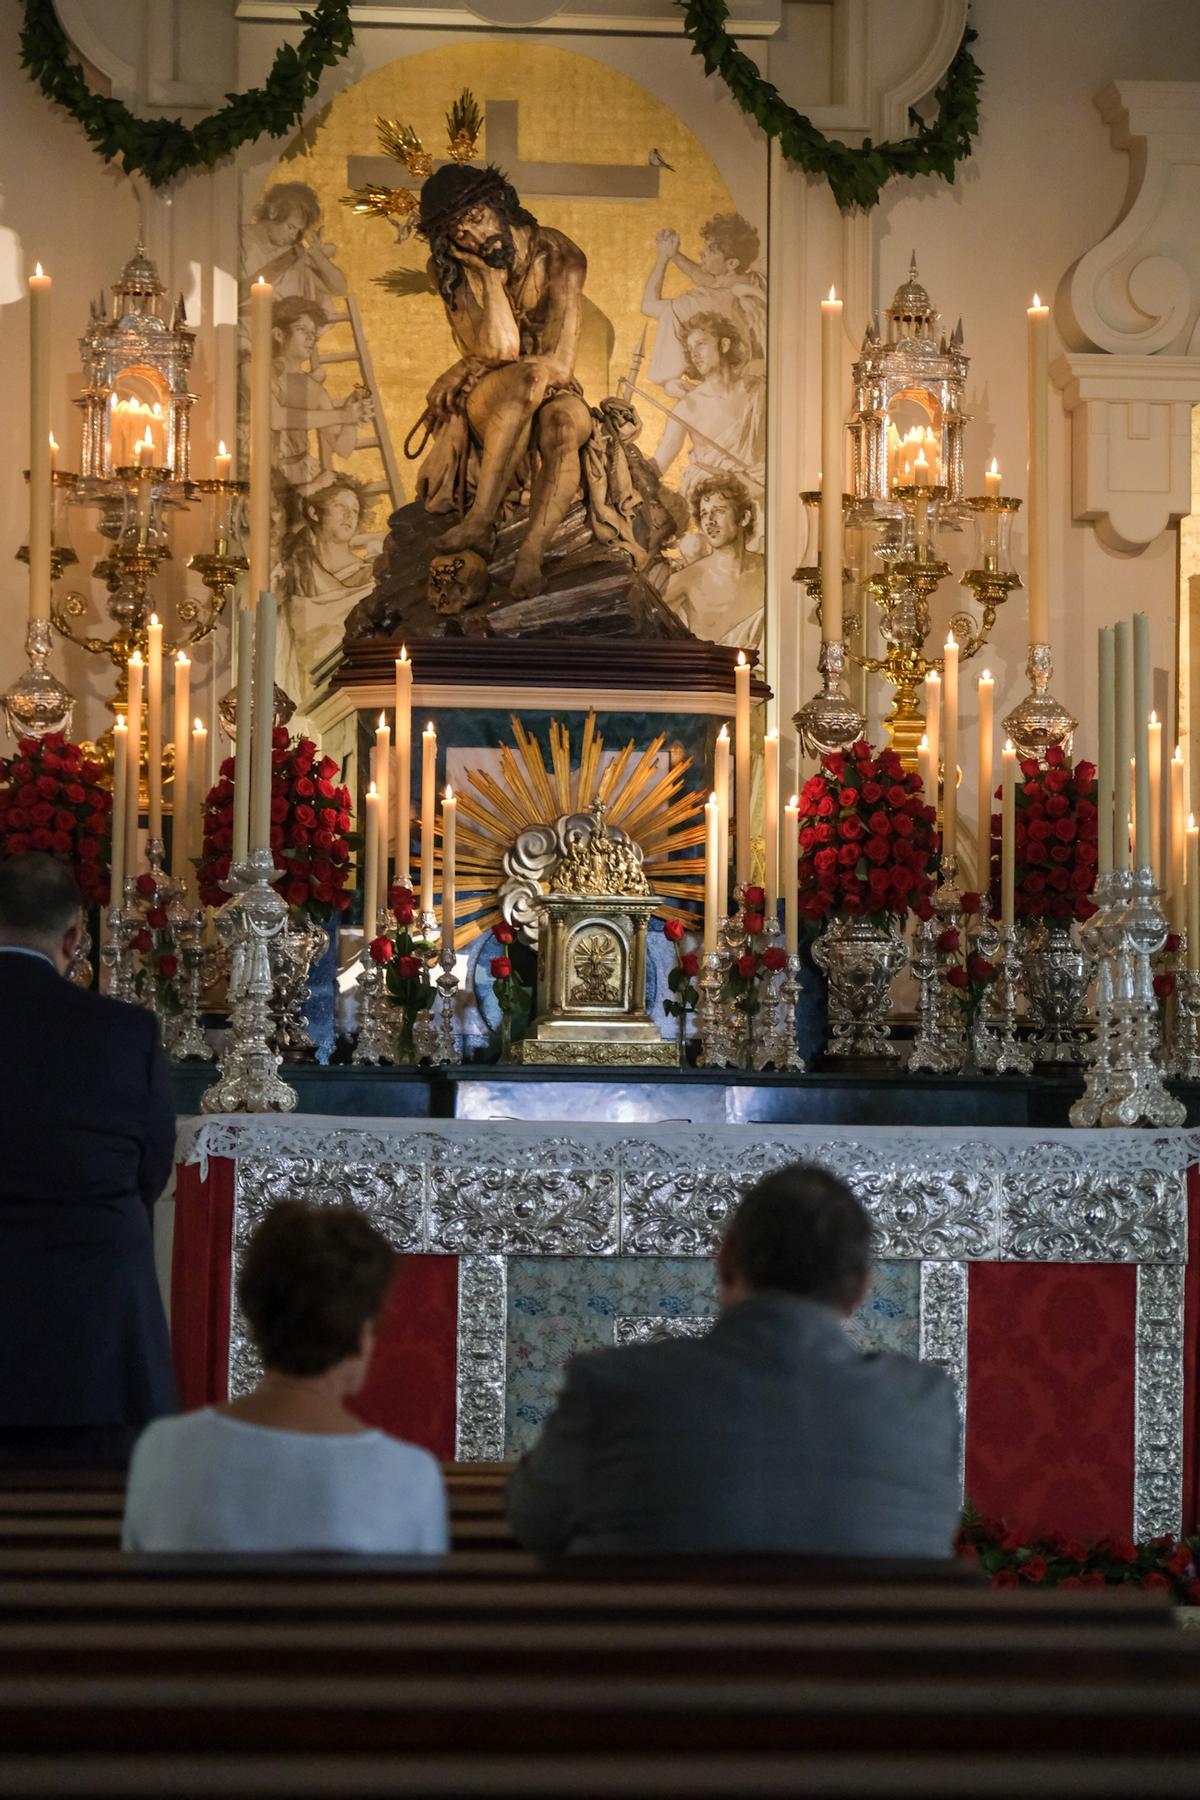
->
[[0, 853, 177, 1466], [507, 1163, 962, 1557]]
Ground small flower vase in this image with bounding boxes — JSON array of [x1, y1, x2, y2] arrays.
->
[[811, 913, 908, 1064], [1021, 918, 1091, 1064]]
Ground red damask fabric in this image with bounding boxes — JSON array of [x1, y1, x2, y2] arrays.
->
[[966, 1261, 1136, 1541], [170, 1157, 236, 1409], [349, 1255, 459, 1459]]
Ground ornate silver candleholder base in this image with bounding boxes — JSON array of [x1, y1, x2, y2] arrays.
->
[[909, 860, 967, 1074], [696, 947, 735, 1068], [1001, 642, 1077, 764], [0, 620, 74, 740], [1021, 918, 1091, 1064], [428, 942, 462, 1065], [353, 915, 396, 1067], [168, 901, 214, 1062], [1070, 869, 1126, 1127], [793, 639, 866, 758], [973, 916, 1032, 1075], [1071, 867, 1183, 1128], [201, 850, 296, 1114], [812, 914, 907, 1061], [101, 880, 139, 1004], [759, 950, 806, 1071], [1171, 949, 1200, 1080], [270, 912, 327, 1061]]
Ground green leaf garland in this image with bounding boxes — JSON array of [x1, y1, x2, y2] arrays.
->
[[19, 0, 354, 189], [677, 0, 983, 211]]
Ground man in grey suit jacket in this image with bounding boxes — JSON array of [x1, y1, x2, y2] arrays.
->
[[506, 1163, 961, 1557]]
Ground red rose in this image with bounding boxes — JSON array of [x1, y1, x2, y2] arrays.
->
[[132, 929, 153, 954], [839, 816, 863, 842], [945, 964, 968, 989], [1166, 932, 1183, 955], [886, 785, 908, 808], [1142, 1572, 1172, 1591], [823, 753, 846, 780], [816, 794, 836, 818], [494, 923, 515, 945], [64, 783, 85, 806], [960, 891, 981, 916], [294, 805, 317, 828], [1153, 973, 1176, 999], [1074, 760, 1097, 788], [1019, 1556, 1047, 1584], [743, 885, 766, 910], [156, 954, 179, 981], [742, 911, 765, 936], [1044, 793, 1068, 819], [679, 951, 700, 977], [285, 879, 310, 907], [490, 956, 513, 979], [318, 756, 339, 779], [1166, 1546, 1194, 1577], [369, 936, 395, 964], [814, 848, 838, 877], [736, 952, 759, 979], [936, 928, 960, 954], [389, 883, 415, 910], [395, 905, 416, 927], [860, 781, 883, 806], [135, 873, 157, 897], [914, 896, 935, 922], [270, 796, 289, 824], [317, 780, 337, 800], [664, 918, 685, 942], [314, 829, 336, 851], [762, 946, 787, 972], [967, 955, 995, 984], [145, 906, 168, 931], [800, 776, 825, 807], [837, 844, 859, 868], [991, 1569, 1019, 1589], [395, 953, 420, 978], [78, 837, 99, 862], [838, 785, 859, 809], [1044, 744, 1066, 767], [867, 866, 890, 897], [892, 814, 914, 838], [864, 836, 890, 864], [1054, 817, 1076, 843]]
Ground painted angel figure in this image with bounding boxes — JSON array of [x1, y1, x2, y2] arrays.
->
[[640, 211, 766, 390]]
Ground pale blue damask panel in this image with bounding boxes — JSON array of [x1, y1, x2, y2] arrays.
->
[[504, 1256, 919, 1455]]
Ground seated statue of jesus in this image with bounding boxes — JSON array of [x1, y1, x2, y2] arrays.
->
[[412, 163, 592, 600]]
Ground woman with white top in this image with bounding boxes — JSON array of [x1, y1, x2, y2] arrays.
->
[[123, 1202, 448, 1554]]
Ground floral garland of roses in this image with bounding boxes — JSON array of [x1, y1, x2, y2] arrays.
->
[[991, 745, 1099, 926], [0, 732, 112, 912], [797, 741, 937, 926], [197, 729, 354, 920], [958, 1504, 1200, 1602]]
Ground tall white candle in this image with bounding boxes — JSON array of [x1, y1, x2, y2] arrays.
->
[[28, 264, 51, 624], [110, 716, 128, 911], [1133, 613, 1151, 871], [984, 459, 1002, 499], [363, 783, 379, 936], [784, 793, 799, 954], [1114, 620, 1132, 872], [941, 634, 959, 861], [232, 605, 254, 867], [146, 614, 164, 843], [124, 652, 143, 879], [249, 590, 277, 856], [1001, 739, 1017, 928], [192, 717, 207, 873], [1189, 816, 1199, 972], [734, 652, 752, 888], [924, 670, 941, 805], [214, 441, 233, 484], [764, 727, 779, 914], [249, 277, 273, 611], [1097, 627, 1115, 878], [918, 734, 933, 811], [976, 670, 994, 893], [441, 785, 457, 946], [714, 725, 730, 912], [171, 651, 190, 880], [420, 722, 437, 917], [819, 288, 844, 642], [1170, 746, 1186, 934], [704, 792, 720, 954], [394, 647, 412, 886], [374, 712, 391, 888], [1148, 711, 1163, 888], [1026, 293, 1051, 647]]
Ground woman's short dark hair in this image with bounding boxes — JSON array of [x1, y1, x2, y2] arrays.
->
[[237, 1203, 395, 1377], [724, 1164, 872, 1310]]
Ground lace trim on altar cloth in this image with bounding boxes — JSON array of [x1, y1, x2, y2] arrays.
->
[[176, 1115, 1192, 1265]]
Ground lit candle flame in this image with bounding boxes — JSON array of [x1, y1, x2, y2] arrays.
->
[[34, 263, 43, 278], [1004, 738, 1015, 754], [1190, 813, 1196, 831], [717, 723, 729, 740], [766, 726, 778, 741], [217, 440, 227, 456], [194, 718, 204, 733], [129, 651, 143, 667], [1031, 292, 1042, 308], [989, 456, 999, 475], [1151, 709, 1159, 725], [176, 650, 189, 667], [149, 613, 159, 627], [980, 669, 992, 682], [1175, 745, 1184, 763], [919, 735, 929, 751], [788, 793, 798, 807], [367, 781, 378, 798], [445, 785, 454, 802], [378, 711, 387, 729], [400, 644, 408, 661], [48, 433, 57, 451], [736, 649, 746, 667], [827, 286, 838, 303]]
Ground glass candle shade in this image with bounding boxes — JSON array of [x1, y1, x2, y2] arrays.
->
[[966, 495, 1020, 574]]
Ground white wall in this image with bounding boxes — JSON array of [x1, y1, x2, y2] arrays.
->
[[0, 0, 1196, 800]]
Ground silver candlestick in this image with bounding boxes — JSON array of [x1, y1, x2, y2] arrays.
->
[[1070, 868, 1127, 1127], [793, 639, 867, 758], [201, 849, 296, 1114], [695, 947, 733, 1068], [1098, 867, 1185, 1127], [909, 856, 967, 1074], [101, 878, 139, 1004], [353, 912, 396, 1067], [975, 916, 1033, 1075], [1171, 942, 1200, 1080], [169, 903, 214, 1062]]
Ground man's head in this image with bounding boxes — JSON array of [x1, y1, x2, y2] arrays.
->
[[717, 1164, 872, 1315], [681, 311, 745, 381], [254, 182, 322, 248], [699, 212, 760, 277], [0, 852, 82, 973], [692, 473, 756, 551], [418, 164, 535, 306], [272, 297, 325, 363]]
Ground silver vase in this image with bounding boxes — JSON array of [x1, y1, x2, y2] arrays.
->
[[270, 912, 328, 1061], [1021, 918, 1091, 1064], [812, 914, 908, 1061]]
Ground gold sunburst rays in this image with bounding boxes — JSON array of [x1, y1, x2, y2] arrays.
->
[[413, 712, 706, 950]]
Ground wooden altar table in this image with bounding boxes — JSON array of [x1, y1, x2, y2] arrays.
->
[[169, 1094, 1200, 1546]]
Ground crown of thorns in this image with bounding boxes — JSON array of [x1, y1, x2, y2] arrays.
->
[[341, 89, 487, 236]]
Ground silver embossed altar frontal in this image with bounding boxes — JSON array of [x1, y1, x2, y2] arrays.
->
[[177, 1118, 1194, 1537]]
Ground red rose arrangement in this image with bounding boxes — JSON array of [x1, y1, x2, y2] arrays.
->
[[662, 914, 701, 1038], [936, 894, 998, 1011], [724, 885, 789, 1025], [957, 1503, 1200, 1602], [991, 745, 1099, 925], [796, 741, 937, 926], [370, 882, 436, 1054], [488, 919, 532, 1056], [0, 732, 112, 911], [196, 728, 354, 920], [130, 870, 181, 1012]]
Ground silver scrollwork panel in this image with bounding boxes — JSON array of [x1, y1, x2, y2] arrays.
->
[[456, 1256, 508, 1461], [1133, 1263, 1186, 1540], [920, 1259, 968, 1500]]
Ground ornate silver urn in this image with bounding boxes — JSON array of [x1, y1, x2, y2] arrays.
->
[[812, 914, 909, 1062], [1020, 918, 1092, 1064]]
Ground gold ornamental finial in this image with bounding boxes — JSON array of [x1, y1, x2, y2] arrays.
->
[[341, 183, 420, 226], [554, 801, 651, 898], [446, 89, 483, 163], [375, 114, 434, 177]]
